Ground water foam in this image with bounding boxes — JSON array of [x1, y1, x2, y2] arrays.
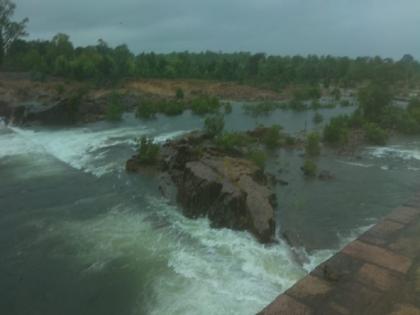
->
[[8, 126, 191, 177], [368, 146, 420, 161], [42, 197, 306, 315]]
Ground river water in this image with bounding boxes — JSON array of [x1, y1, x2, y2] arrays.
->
[[1, 105, 419, 315]]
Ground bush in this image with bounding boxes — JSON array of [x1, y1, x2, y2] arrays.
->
[[301, 160, 317, 177], [289, 99, 306, 111], [158, 100, 186, 116], [261, 125, 284, 149], [215, 132, 252, 152], [204, 113, 224, 137], [378, 106, 420, 135], [363, 123, 388, 145], [137, 136, 160, 165], [407, 98, 420, 123], [136, 100, 157, 119], [176, 88, 185, 100], [340, 99, 351, 107], [190, 96, 221, 115], [323, 115, 350, 145], [106, 92, 124, 121], [313, 112, 324, 124], [305, 132, 321, 157], [55, 84, 65, 95], [243, 102, 278, 116], [247, 150, 267, 169]]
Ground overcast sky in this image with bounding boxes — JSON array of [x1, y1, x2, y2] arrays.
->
[[14, 0, 420, 59]]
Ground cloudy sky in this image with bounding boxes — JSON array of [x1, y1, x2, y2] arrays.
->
[[14, 0, 420, 59]]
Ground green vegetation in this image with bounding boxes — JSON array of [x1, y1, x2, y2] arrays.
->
[[243, 102, 279, 116], [358, 82, 392, 123], [136, 100, 157, 119], [247, 150, 267, 169], [2, 8, 419, 89], [0, 0, 28, 65], [323, 115, 350, 145], [313, 112, 324, 124], [190, 96, 221, 115], [305, 132, 321, 157], [175, 88, 184, 100], [331, 88, 341, 100], [363, 123, 388, 145], [293, 85, 321, 101], [105, 92, 124, 121], [260, 124, 284, 149], [340, 99, 351, 107], [204, 113, 225, 138], [137, 136, 160, 165], [301, 160, 317, 177], [215, 132, 253, 152]]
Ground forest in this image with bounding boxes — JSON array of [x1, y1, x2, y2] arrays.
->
[[2, 33, 420, 89]]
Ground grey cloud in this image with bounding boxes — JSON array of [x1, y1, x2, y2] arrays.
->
[[14, 0, 420, 58]]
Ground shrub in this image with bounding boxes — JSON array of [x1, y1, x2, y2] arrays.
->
[[305, 132, 321, 157], [158, 100, 186, 116], [215, 132, 253, 152], [301, 160, 317, 177], [137, 136, 160, 165], [190, 96, 221, 115], [310, 100, 321, 110], [332, 87, 341, 100], [407, 98, 420, 123], [204, 113, 224, 137], [247, 149, 267, 169], [261, 124, 284, 149], [363, 123, 388, 145], [323, 115, 350, 145], [289, 99, 306, 111], [136, 100, 157, 119], [243, 102, 278, 116], [313, 112, 324, 124], [106, 92, 124, 121], [340, 99, 351, 107], [176, 88, 185, 100], [55, 84, 65, 95]]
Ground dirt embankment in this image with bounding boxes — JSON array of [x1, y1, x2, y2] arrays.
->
[[0, 72, 285, 109]]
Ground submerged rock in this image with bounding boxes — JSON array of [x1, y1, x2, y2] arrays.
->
[[318, 170, 336, 181]]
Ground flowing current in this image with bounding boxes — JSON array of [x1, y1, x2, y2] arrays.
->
[[1, 108, 420, 315]]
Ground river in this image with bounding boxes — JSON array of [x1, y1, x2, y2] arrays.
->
[[1, 104, 419, 314]]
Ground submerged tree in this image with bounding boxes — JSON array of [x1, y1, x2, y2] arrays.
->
[[0, 0, 28, 65]]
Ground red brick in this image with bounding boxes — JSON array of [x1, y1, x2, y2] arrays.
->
[[342, 241, 412, 274]]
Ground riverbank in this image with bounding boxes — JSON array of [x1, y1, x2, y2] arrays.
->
[[260, 192, 420, 315]]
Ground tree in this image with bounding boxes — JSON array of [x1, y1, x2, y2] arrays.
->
[[0, 0, 28, 65], [358, 82, 392, 123]]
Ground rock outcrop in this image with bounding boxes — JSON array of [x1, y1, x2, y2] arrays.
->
[[127, 132, 277, 243]]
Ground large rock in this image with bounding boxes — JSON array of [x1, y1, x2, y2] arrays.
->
[[157, 134, 276, 243]]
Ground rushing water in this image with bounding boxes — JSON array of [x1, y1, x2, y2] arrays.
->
[[1, 105, 420, 315]]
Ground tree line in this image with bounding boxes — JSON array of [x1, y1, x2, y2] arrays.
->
[[1, 0, 420, 88]]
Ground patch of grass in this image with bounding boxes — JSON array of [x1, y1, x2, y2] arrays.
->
[[247, 149, 267, 169]]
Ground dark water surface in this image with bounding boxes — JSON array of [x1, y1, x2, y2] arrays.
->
[[1, 105, 419, 315]]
